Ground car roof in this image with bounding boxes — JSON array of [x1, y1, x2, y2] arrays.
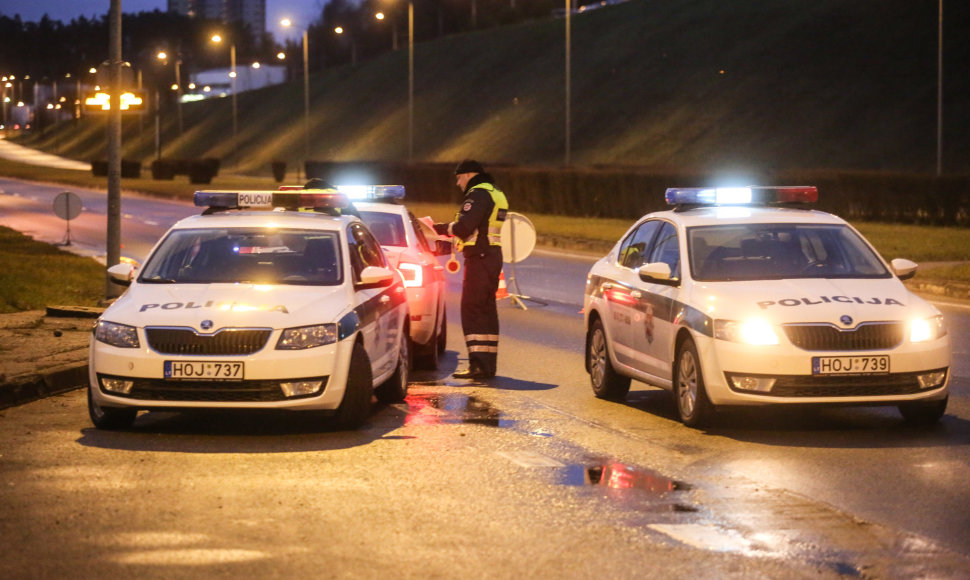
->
[[647, 206, 848, 228], [353, 201, 409, 216], [169, 210, 356, 231]]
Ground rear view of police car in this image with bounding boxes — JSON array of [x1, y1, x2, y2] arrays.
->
[[350, 185, 448, 370], [584, 186, 950, 428], [88, 189, 410, 430]]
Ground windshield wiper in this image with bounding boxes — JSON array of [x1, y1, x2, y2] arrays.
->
[[141, 275, 177, 283]]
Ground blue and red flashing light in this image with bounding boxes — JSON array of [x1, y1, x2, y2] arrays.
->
[[665, 186, 818, 206]]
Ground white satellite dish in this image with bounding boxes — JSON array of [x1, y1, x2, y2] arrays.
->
[[500, 212, 536, 264]]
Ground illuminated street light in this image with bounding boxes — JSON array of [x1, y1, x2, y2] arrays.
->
[[334, 27, 357, 66], [156, 49, 184, 134]]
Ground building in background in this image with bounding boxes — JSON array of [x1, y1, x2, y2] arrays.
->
[[168, 0, 266, 41]]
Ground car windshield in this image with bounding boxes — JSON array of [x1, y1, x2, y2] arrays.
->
[[357, 211, 407, 247], [138, 228, 342, 285], [688, 223, 890, 282]]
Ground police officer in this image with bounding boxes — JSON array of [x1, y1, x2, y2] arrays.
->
[[434, 160, 508, 379]]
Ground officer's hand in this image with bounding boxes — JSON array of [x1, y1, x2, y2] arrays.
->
[[433, 223, 450, 236]]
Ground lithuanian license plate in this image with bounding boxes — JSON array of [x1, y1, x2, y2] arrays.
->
[[812, 355, 889, 376], [164, 361, 244, 380]]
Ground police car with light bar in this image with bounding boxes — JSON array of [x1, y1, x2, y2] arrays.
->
[[584, 186, 950, 427], [87, 188, 410, 430], [343, 186, 449, 370]]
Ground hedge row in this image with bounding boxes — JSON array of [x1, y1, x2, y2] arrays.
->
[[306, 161, 970, 226], [151, 158, 221, 184]]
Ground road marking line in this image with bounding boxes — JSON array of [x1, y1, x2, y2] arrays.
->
[[496, 450, 565, 468], [648, 523, 751, 552]]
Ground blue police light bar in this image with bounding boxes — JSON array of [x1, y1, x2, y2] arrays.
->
[[336, 184, 406, 201], [665, 186, 818, 206], [194, 190, 351, 210]]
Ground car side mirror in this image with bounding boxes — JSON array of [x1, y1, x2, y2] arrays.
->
[[891, 258, 918, 281], [106, 262, 136, 287], [638, 262, 679, 286], [357, 265, 395, 289]]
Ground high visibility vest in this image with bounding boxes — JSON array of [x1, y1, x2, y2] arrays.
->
[[455, 183, 508, 251]]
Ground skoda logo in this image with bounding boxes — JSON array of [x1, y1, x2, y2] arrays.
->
[[840, 315, 853, 326], [200, 319, 214, 330]]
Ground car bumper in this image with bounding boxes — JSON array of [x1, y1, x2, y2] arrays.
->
[[88, 334, 357, 411], [695, 334, 950, 406]]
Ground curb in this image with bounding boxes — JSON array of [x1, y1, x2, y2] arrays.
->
[[0, 362, 88, 411]]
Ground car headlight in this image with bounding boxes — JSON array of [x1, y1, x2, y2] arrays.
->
[[277, 323, 338, 350], [94, 320, 140, 348], [714, 318, 779, 346], [910, 315, 947, 343]]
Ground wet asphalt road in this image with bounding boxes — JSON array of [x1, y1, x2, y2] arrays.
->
[[1, 177, 970, 577]]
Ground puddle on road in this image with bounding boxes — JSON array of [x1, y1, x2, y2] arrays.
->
[[562, 461, 691, 494], [404, 393, 514, 428]]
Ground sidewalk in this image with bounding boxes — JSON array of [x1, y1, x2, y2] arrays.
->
[[0, 307, 100, 410]]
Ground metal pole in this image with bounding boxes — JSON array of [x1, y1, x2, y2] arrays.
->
[[303, 29, 310, 163], [231, 43, 237, 168], [106, 0, 122, 297], [408, 1, 414, 163], [936, 0, 943, 177], [175, 58, 183, 135], [564, 0, 571, 167]]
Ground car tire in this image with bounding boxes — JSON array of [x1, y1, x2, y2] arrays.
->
[[674, 337, 714, 428], [587, 318, 631, 400], [87, 387, 137, 430], [898, 396, 947, 426], [436, 310, 447, 356], [414, 324, 440, 371], [376, 331, 409, 404], [334, 341, 374, 429]]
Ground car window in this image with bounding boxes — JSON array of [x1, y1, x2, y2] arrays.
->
[[347, 222, 387, 282], [647, 221, 680, 279], [138, 228, 342, 285], [689, 224, 891, 281], [358, 210, 407, 247], [408, 212, 433, 253], [617, 220, 662, 269]]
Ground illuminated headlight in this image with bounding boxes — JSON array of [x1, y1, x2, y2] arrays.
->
[[276, 323, 338, 350], [94, 320, 140, 348], [910, 315, 947, 343], [714, 319, 779, 346], [280, 380, 324, 397], [398, 262, 423, 288]]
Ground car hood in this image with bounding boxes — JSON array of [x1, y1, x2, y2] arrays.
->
[[103, 283, 351, 331], [691, 277, 939, 324]]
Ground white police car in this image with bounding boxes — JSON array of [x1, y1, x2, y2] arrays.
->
[[584, 186, 950, 427], [350, 188, 448, 370], [88, 189, 410, 430]]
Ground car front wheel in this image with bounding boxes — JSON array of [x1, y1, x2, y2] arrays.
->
[[674, 337, 713, 428], [587, 318, 630, 400], [88, 387, 137, 430], [333, 341, 374, 429], [898, 396, 947, 426]]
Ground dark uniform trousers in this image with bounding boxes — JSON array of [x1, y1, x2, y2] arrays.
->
[[461, 245, 503, 375]]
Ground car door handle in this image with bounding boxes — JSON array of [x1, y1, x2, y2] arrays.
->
[[631, 290, 642, 299]]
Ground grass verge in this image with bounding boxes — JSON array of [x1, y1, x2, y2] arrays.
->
[[0, 227, 106, 313]]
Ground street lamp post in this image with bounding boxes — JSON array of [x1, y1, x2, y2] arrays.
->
[[408, 0, 414, 163], [211, 34, 237, 167], [334, 27, 358, 66], [936, 0, 943, 177], [281, 19, 311, 165], [564, 0, 571, 166]]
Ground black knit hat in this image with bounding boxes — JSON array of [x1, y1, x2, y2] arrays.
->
[[454, 159, 485, 175]]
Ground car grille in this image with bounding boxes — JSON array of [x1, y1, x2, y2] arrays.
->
[[727, 370, 945, 398], [146, 327, 272, 355], [782, 322, 904, 351], [102, 376, 328, 403]]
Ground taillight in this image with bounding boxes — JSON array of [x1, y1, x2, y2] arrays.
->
[[398, 262, 423, 287]]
